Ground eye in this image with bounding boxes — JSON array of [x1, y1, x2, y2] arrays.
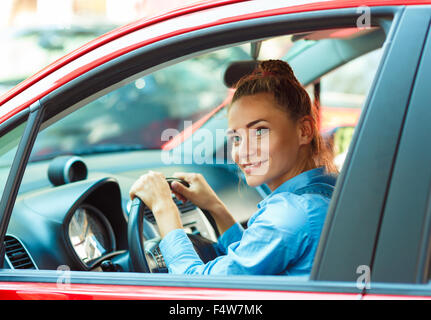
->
[[226, 130, 241, 144], [231, 135, 242, 144], [254, 127, 268, 137]]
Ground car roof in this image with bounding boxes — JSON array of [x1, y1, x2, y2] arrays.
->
[[1, 0, 430, 124]]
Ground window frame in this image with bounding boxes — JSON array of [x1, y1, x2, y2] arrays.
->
[[0, 101, 43, 268]]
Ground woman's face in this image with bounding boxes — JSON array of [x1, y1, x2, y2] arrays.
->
[[227, 92, 312, 191]]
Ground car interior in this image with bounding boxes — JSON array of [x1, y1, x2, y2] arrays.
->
[[0, 21, 388, 275]]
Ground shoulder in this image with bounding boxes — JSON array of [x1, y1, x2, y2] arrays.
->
[[256, 192, 310, 235]]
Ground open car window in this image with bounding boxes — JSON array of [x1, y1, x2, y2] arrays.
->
[[8, 22, 388, 276], [314, 47, 383, 171]]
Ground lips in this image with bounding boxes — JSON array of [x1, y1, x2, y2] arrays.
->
[[241, 160, 268, 174]]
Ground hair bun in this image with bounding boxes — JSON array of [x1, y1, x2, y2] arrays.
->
[[255, 59, 296, 79]]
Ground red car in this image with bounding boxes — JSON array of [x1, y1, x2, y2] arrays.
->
[[0, 0, 431, 301]]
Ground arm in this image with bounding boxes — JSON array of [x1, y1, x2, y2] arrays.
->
[[159, 199, 311, 275], [129, 171, 237, 238], [171, 172, 237, 235]]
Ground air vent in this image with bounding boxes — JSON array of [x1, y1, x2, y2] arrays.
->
[[173, 197, 197, 213], [4, 235, 36, 269], [143, 207, 157, 224], [143, 198, 197, 224]]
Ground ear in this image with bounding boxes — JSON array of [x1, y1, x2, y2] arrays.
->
[[297, 115, 314, 146]]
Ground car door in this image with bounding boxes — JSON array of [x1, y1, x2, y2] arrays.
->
[[0, 2, 427, 300], [361, 10, 431, 298], [312, 5, 431, 287]]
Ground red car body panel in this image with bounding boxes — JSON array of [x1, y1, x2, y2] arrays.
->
[[1, 0, 430, 300], [0, 282, 362, 300]]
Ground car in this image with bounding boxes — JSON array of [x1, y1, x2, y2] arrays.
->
[[0, 0, 431, 300]]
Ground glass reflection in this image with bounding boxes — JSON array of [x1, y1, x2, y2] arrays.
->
[[68, 206, 110, 264]]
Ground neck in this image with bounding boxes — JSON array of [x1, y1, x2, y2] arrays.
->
[[266, 146, 317, 192]]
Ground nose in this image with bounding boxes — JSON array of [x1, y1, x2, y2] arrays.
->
[[236, 135, 259, 164]]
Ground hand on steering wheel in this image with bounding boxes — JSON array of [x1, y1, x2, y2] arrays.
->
[[127, 176, 218, 273], [127, 176, 189, 272], [129, 171, 174, 212]]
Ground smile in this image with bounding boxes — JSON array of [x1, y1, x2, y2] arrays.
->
[[241, 160, 269, 174]]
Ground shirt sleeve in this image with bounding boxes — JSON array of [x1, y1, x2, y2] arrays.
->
[[215, 222, 244, 255], [159, 194, 311, 275]]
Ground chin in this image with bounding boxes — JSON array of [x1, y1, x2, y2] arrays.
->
[[240, 162, 271, 187], [244, 174, 267, 188]]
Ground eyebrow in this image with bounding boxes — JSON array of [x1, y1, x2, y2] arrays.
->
[[246, 119, 267, 128], [227, 119, 268, 135]]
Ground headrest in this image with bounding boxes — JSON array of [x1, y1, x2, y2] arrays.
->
[[223, 60, 259, 88]]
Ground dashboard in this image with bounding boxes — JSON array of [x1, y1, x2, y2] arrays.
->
[[6, 177, 220, 272]]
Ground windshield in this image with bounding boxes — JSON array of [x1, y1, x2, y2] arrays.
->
[[29, 45, 250, 161]]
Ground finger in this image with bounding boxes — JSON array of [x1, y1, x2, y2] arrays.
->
[[172, 191, 187, 203], [129, 179, 145, 200], [171, 181, 191, 198], [129, 187, 136, 200], [129, 184, 142, 201], [129, 181, 138, 199], [172, 172, 191, 181]]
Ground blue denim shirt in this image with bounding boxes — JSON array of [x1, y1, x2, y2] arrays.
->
[[159, 166, 336, 276]]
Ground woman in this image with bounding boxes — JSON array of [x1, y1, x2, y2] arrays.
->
[[129, 60, 338, 276]]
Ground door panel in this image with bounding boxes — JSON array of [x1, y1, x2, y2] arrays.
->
[[313, 7, 431, 282], [0, 269, 364, 300], [369, 10, 431, 286]]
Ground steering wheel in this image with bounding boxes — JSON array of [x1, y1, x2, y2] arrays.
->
[[127, 177, 218, 273]]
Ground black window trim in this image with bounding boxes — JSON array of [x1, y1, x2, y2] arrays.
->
[[0, 101, 44, 268]]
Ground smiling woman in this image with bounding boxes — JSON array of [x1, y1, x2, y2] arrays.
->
[[228, 59, 338, 189], [130, 59, 338, 276]]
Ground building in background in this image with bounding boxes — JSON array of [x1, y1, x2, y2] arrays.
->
[[2, 0, 197, 28], [0, 0, 199, 95]]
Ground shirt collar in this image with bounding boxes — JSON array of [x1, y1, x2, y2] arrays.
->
[[257, 166, 335, 208]]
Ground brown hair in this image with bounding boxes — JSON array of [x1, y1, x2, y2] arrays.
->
[[229, 59, 338, 174]]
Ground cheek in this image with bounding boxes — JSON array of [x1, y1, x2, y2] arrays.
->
[[257, 136, 270, 159], [268, 133, 300, 166]]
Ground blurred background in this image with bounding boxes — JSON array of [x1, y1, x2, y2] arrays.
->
[[0, 0, 382, 107], [0, 0, 200, 96]]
